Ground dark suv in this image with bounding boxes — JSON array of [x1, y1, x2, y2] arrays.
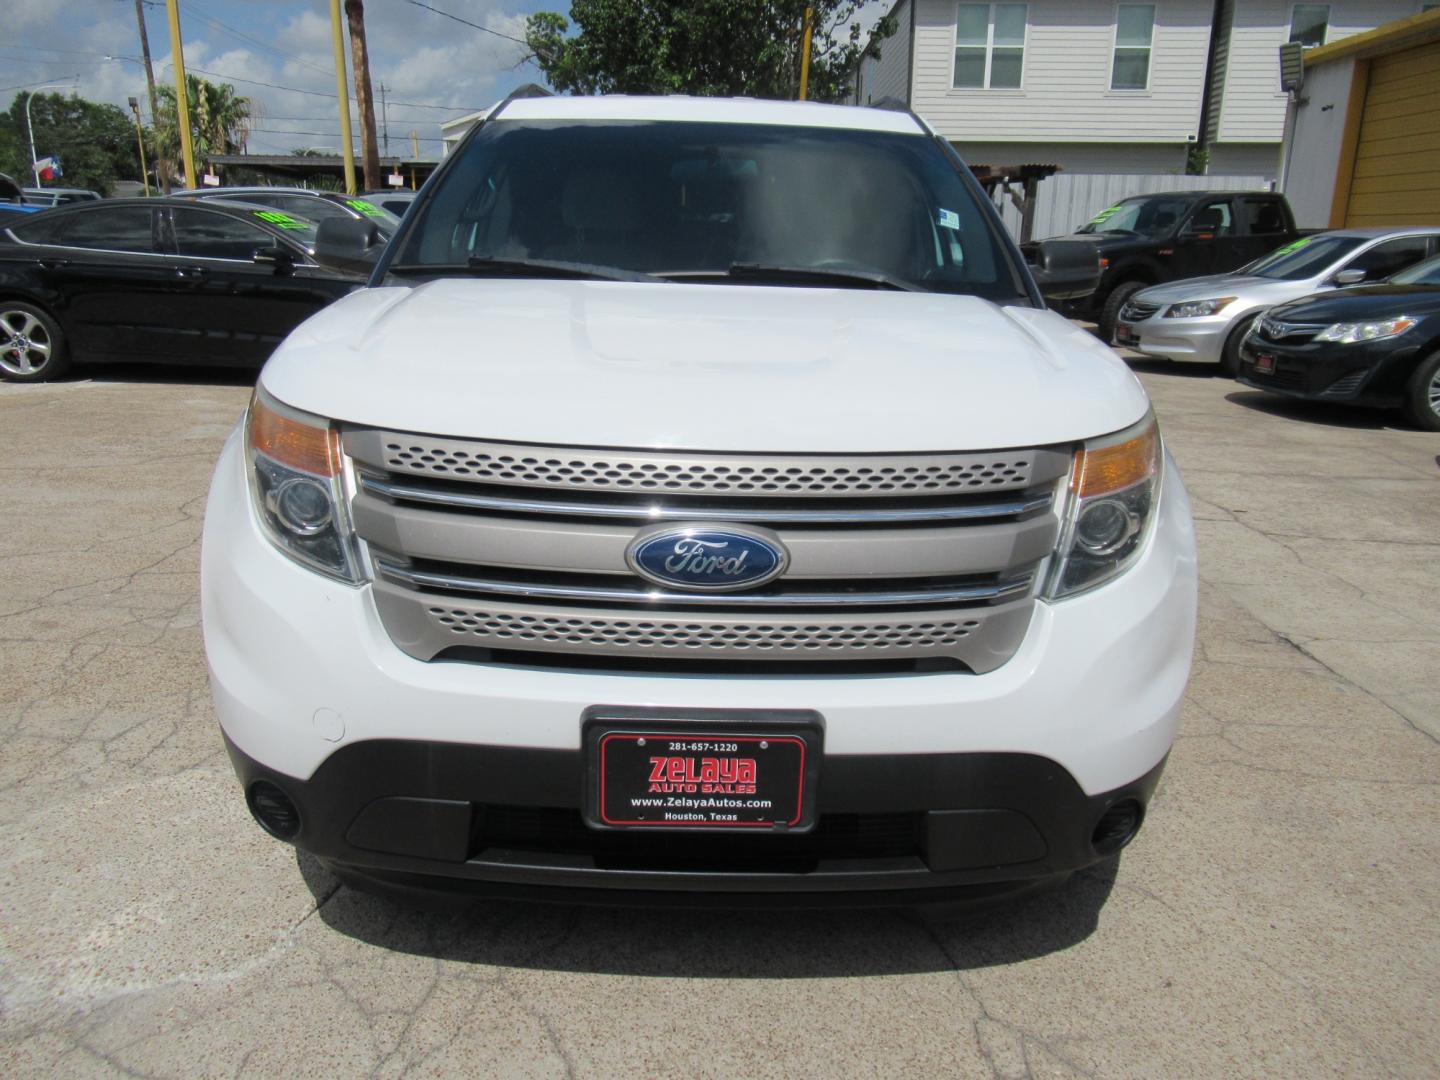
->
[[1058, 191, 1299, 342]]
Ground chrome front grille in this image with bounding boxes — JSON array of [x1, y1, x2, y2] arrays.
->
[[1257, 317, 1326, 342], [1120, 300, 1161, 322], [345, 430, 1042, 497], [345, 430, 1070, 673]]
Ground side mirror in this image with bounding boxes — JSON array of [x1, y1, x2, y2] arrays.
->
[[1179, 225, 1215, 241], [1332, 268, 1367, 286], [253, 248, 296, 274], [1023, 239, 1102, 302], [313, 216, 384, 275]]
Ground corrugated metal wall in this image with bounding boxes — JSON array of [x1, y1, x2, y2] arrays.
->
[[990, 172, 1272, 239]]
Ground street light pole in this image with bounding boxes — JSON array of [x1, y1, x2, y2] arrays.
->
[[24, 85, 70, 188]]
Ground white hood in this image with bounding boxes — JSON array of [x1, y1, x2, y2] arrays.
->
[[260, 279, 1149, 453]]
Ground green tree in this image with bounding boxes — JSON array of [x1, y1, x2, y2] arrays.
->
[[0, 92, 142, 196], [525, 1, 896, 104], [153, 75, 252, 177]]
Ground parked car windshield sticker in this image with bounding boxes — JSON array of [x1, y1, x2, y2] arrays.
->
[[1271, 236, 1313, 256], [1087, 205, 1122, 226], [937, 208, 961, 230], [253, 210, 307, 230], [345, 199, 385, 218]]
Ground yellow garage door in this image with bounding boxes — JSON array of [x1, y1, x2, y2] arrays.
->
[[1345, 42, 1440, 226]]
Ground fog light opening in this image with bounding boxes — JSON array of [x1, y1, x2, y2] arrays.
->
[[248, 780, 302, 840], [1091, 798, 1143, 856]]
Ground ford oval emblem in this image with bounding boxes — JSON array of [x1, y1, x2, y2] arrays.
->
[[626, 524, 789, 592]]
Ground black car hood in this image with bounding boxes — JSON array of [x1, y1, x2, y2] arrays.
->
[[1054, 232, 1158, 256], [1271, 284, 1440, 322]]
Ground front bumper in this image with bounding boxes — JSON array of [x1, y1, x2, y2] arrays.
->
[[1117, 312, 1234, 365], [1236, 333, 1420, 405], [202, 428, 1197, 897]]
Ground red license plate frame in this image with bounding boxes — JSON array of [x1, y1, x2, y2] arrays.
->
[[582, 708, 822, 832]]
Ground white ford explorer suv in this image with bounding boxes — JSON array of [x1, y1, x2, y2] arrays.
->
[[202, 94, 1197, 905]]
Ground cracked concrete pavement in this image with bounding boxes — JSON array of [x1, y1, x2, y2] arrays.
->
[[1, 360, 1437, 1078]]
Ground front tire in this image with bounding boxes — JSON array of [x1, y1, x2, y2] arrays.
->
[[1403, 350, 1440, 431], [0, 302, 70, 382], [1098, 282, 1146, 345], [1220, 314, 1258, 377]]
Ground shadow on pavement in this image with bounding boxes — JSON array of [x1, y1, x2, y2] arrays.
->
[[1122, 357, 1222, 379], [67, 362, 259, 389], [1225, 389, 1403, 431], [297, 850, 1119, 977]]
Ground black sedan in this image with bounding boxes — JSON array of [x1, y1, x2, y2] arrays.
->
[[1237, 255, 1440, 430], [0, 198, 366, 382], [173, 186, 402, 239]]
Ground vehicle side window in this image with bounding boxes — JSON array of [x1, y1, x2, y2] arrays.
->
[[9, 215, 64, 244], [1185, 200, 1234, 237], [1240, 199, 1287, 236], [54, 207, 156, 253], [1342, 237, 1431, 281], [172, 207, 282, 260]]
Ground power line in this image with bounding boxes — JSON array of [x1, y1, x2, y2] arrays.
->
[[182, 2, 333, 76], [403, 1, 533, 50], [185, 65, 483, 112], [0, 76, 81, 94]]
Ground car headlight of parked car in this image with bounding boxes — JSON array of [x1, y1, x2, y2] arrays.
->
[[246, 389, 362, 583], [1045, 415, 1161, 600], [1162, 297, 1236, 319], [1313, 317, 1417, 344]]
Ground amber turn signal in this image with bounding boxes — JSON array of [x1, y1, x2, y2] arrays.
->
[[1072, 422, 1158, 498], [247, 392, 341, 477]]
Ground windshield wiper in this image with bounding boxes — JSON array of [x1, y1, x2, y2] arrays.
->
[[662, 263, 927, 292], [386, 256, 662, 283]]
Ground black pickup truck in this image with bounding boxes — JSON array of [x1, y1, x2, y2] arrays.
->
[[1054, 190, 1299, 342]]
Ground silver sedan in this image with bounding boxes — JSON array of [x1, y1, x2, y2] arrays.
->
[[1113, 228, 1440, 373]]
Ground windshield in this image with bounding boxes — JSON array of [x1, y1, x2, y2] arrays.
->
[[389, 119, 1024, 300], [1388, 254, 1440, 285], [1077, 196, 1191, 237], [1239, 235, 1365, 280]]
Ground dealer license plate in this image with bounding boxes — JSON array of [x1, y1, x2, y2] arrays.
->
[[584, 715, 820, 831], [1115, 322, 1138, 345], [1254, 352, 1276, 374]]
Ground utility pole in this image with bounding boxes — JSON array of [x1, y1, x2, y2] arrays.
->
[[133, 0, 168, 193], [164, 0, 197, 189], [327, 0, 357, 195], [798, 6, 814, 101], [378, 82, 390, 156], [129, 96, 150, 195], [344, 0, 381, 192]]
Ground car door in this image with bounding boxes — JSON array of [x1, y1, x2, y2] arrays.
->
[[164, 204, 356, 366], [32, 204, 176, 360], [1237, 197, 1291, 265], [1170, 197, 1242, 279]]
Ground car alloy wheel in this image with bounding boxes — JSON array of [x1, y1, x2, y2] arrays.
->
[[0, 308, 53, 376]]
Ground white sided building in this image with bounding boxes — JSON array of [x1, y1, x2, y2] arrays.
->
[[855, 0, 1427, 178]]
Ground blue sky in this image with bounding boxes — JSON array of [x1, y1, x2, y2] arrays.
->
[[4, 0, 553, 159]]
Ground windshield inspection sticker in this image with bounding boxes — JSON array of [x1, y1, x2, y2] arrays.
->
[[253, 210, 307, 230], [938, 208, 961, 230], [345, 199, 385, 217]]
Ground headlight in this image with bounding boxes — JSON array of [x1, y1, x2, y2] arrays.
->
[[1163, 297, 1237, 318], [245, 389, 361, 583], [1314, 317, 1416, 344], [1045, 415, 1161, 600]]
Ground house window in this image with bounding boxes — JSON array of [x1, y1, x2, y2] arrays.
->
[[953, 4, 1028, 89], [1112, 4, 1156, 90], [1289, 4, 1329, 47]]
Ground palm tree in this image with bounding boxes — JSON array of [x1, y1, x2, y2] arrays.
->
[[154, 75, 252, 178]]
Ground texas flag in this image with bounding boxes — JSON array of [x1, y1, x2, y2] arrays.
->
[[33, 156, 62, 181]]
